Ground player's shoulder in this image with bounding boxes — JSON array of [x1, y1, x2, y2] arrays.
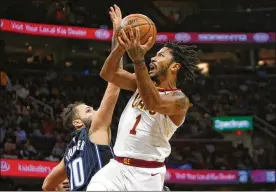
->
[[166, 90, 190, 109]]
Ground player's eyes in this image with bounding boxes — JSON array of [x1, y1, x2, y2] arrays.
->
[[86, 109, 91, 113]]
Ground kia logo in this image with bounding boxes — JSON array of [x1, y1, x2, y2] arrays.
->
[[266, 171, 275, 182], [165, 171, 171, 181], [175, 33, 191, 42], [156, 34, 168, 42], [95, 29, 110, 40], [1, 161, 10, 172], [253, 33, 269, 43], [239, 171, 248, 183]]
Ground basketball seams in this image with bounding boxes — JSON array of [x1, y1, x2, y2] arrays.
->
[[131, 14, 155, 25], [141, 17, 152, 40], [119, 14, 156, 48], [132, 15, 156, 46], [129, 23, 155, 28]]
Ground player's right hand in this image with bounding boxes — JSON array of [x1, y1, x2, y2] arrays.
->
[[109, 4, 122, 34], [55, 179, 70, 191], [118, 27, 153, 63]]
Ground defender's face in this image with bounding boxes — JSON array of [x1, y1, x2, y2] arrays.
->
[[149, 47, 174, 80], [74, 104, 95, 129]]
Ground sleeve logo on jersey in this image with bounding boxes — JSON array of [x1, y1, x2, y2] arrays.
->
[[132, 93, 156, 115]]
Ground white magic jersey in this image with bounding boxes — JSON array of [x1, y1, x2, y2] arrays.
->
[[113, 88, 185, 162]]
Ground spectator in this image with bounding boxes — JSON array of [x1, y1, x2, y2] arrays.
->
[[19, 140, 37, 159], [15, 126, 27, 143]]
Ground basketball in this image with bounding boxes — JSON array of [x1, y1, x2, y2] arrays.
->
[[117, 14, 157, 49]]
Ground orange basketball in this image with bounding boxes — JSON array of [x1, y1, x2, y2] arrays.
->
[[117, 14, 157, 49]]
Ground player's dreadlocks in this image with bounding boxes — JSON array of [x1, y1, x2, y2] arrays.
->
[[163, 42, 200, 81], [60, 101, 84, 130]]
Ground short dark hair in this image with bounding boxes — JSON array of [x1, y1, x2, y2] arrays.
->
[[164, 42, 200, 81], [60, 101, 84, 129]]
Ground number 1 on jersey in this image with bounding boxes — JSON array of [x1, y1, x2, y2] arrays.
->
[[129, 114, 141, 135]]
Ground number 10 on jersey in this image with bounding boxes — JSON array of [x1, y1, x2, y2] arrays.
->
[[129, 114, 141, 135], [68, 157, 85, 190]]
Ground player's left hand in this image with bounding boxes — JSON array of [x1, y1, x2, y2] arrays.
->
[[117, 27, 153, 63], [109, 4, 122, 34]]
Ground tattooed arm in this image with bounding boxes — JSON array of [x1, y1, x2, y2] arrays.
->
[[156, 91, 190, 115], [133, 64, 189, 124], [133, 67, 190, 116]]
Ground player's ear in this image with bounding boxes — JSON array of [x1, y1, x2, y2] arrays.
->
[[171, 63, 181, 74], [72, 119, 83, 129]]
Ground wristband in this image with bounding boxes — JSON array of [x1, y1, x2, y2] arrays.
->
[[133, 60, 145, 65]]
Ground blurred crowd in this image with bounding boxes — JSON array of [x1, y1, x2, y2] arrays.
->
[[0, 69, 275, 170], [169, 76, 276, 170]]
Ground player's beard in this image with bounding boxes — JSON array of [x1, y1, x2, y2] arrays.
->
[[150, 65, 169, 86]]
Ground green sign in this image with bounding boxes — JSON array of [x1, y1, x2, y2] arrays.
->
[[212, 116, 253, 132]]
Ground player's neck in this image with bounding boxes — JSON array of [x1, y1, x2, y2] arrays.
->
[[155, 78, 177, 90]]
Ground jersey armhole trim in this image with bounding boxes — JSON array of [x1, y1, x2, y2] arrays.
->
[[167, 115, 185, 128]]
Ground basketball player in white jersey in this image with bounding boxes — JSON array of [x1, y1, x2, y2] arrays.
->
[[86, 5, 200, 191]]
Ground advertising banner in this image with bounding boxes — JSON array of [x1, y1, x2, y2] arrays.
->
[[1, 159, 274, 184], [1, 19, 275, 44], [250, 170, 275, 183], [165, 169, 241, 184], [212, 116, 253, 132], [1, 158, 57, 178], [165, 169, 275, 184]]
